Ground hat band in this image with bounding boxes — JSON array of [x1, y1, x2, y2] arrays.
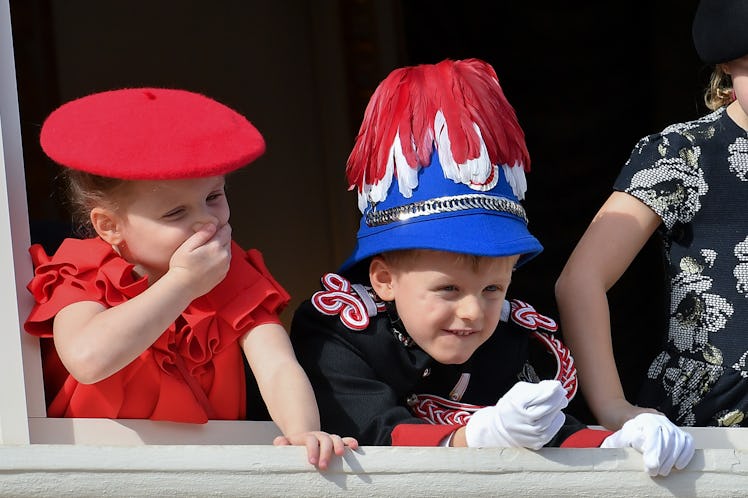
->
[[365, 193, 527, 227]]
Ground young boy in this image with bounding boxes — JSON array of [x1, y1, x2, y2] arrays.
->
[[290, 59, 694, 476]]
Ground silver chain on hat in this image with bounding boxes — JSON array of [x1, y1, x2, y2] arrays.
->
[[365, 193, 528, 227]]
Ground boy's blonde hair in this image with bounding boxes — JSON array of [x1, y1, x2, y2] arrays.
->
[[379, 249, 503, 273]]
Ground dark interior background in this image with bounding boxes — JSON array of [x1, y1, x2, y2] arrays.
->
[[10, 0, 706, 423]]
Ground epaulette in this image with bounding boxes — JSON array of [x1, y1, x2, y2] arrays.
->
[[310, 273, 385, 331]]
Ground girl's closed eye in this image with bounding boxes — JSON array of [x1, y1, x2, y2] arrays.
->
[[207, 190, 225, 203], [162, 206, 186, 219]]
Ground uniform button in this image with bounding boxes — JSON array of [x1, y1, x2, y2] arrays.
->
[[422, 368, 431, 377], [406, 394, 418, 405]]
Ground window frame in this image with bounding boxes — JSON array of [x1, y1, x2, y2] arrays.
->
[[2, 0, 746, 452], [0, 0, 36, 445]]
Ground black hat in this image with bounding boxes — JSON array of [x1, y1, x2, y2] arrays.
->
[[693, 0, 748, 64]]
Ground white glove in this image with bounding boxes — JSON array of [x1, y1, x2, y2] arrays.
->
[[601, 413, 695, 476], [465, 380, 568, 450]]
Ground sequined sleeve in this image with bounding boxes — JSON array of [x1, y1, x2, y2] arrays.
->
[[614, 128, 708, 230]]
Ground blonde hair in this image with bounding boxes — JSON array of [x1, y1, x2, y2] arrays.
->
[[61, 169, 131, 237], [379, 249, 495, 273], [704, 65, 735, 110]]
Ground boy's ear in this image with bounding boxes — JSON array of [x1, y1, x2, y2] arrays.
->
[[90, 207, 123, 245], [369, 256, 396, 301]]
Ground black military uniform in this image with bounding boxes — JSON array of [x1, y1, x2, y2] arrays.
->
[[290, 273, 609, 447]]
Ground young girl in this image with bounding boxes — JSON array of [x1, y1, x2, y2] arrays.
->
[[555, 0, 748, 430], [24, 87, 356, 468]]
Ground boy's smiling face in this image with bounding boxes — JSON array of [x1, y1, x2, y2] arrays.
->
[[369, 250, 518, 364]]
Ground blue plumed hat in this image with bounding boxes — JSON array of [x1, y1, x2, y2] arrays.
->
[[340, 59, 542, 273]]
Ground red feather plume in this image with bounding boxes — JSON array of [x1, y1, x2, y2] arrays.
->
[[345, 59, 530, 202]]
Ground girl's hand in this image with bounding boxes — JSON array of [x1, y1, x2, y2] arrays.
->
[[273, 432, 359, 470], [168, 222, 232, 297]]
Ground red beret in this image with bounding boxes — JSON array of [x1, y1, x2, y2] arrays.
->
[[40, 88, 265, 179]]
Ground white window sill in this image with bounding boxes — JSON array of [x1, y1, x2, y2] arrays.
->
[[2, 436, 747, 497], [1, 423, 745, 496]]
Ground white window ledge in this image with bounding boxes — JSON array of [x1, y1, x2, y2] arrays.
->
[[1, 425, 747, 497], [0, 444, 746, 497]]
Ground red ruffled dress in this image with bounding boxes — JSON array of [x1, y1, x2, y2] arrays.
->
[[24, 237, 290, 423]]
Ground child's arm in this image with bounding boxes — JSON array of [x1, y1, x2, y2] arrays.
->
[[555, 191, 662, 430], [241, 323, 358, 469], [52, 223, 231, 384]]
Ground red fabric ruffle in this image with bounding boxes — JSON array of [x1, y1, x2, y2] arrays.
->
[[25, 237, 289, 423]]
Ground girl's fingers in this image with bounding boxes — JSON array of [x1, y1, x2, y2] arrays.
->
[[213, 223, 232, 247], [282, 432, 358, 469], [305, 433, 322, 468], [180, 223, 217, 252], [317, 434, 337, 469], [342, 436, 359, 450], [272, 435, 291, 446], [330, 434, 347, 456]]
